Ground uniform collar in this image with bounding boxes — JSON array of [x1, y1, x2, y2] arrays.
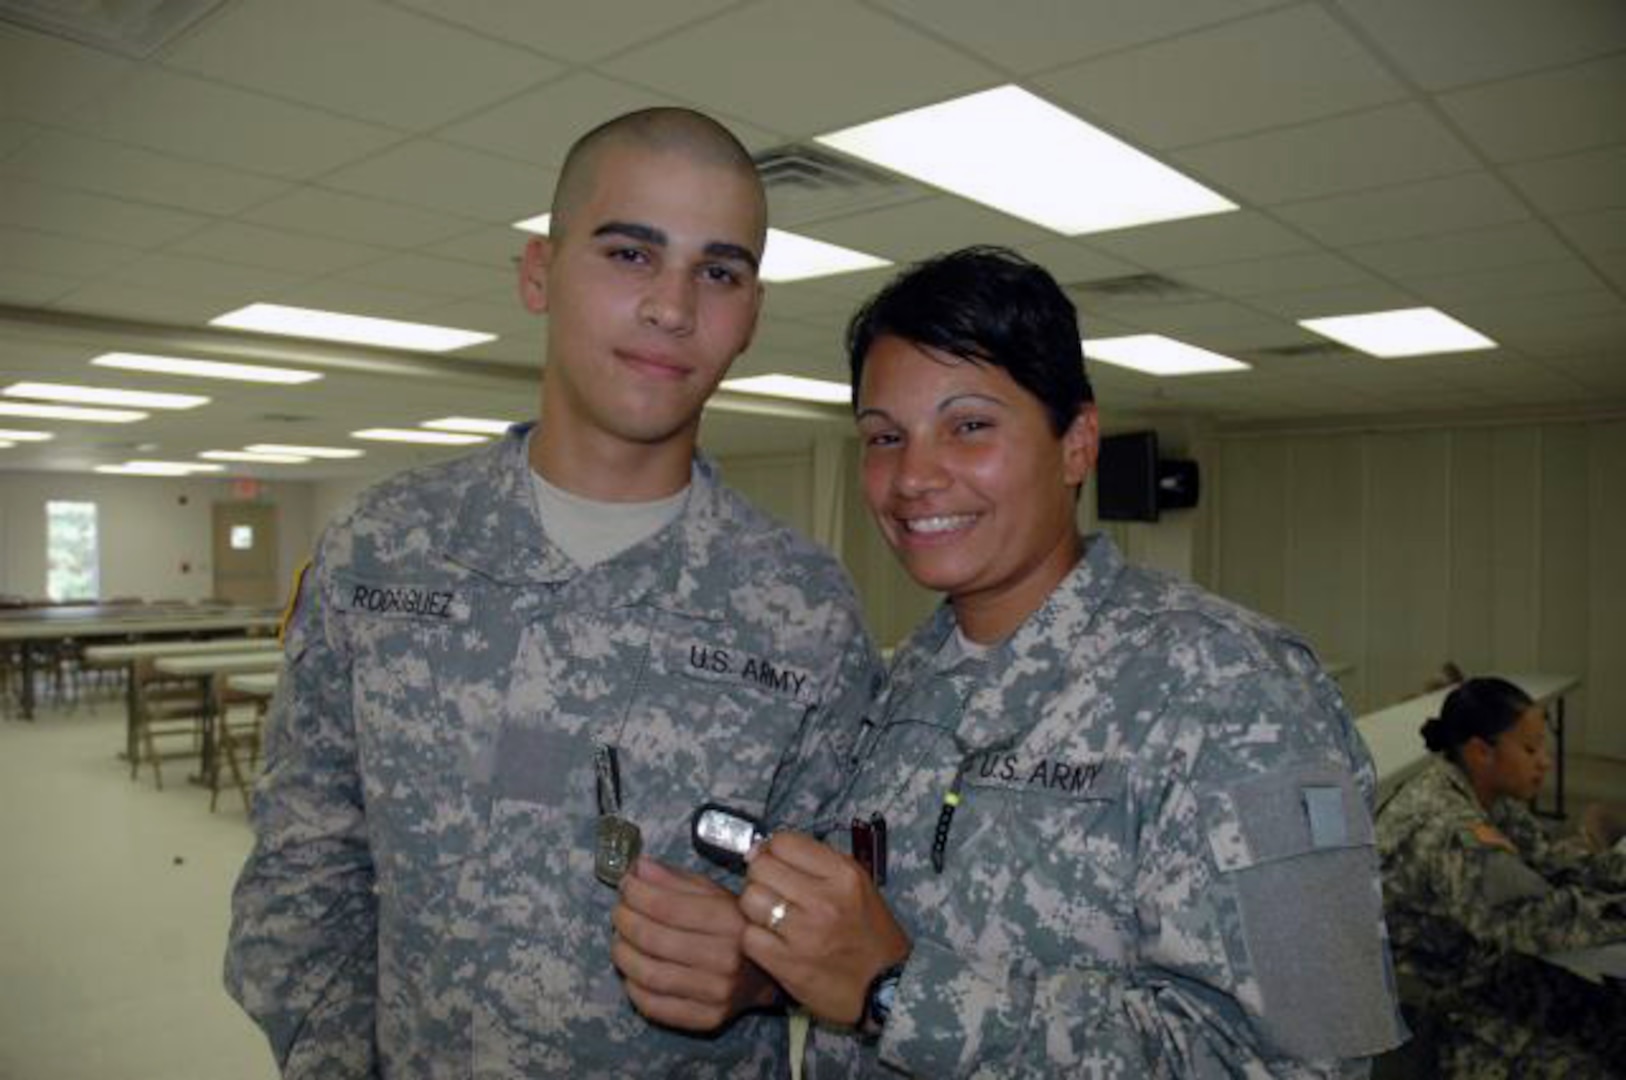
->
[[442, 423, 730, 620], [888, 533, 1125, 751]]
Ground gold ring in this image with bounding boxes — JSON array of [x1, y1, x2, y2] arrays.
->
[[767, 899, 788, 933]]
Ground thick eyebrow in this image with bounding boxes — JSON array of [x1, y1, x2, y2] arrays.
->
[[854, 392, 1007, 425], [591, 221, 760, 272]]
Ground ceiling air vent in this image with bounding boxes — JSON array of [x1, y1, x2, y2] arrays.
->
[[0, 0, 228, 58], [1066, 273, 1205, 303], [753, 143, 916, 226]]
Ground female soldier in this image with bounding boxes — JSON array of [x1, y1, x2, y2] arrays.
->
[[726, 247, 1403, 1076], [1377, 676, 1626, 1078]]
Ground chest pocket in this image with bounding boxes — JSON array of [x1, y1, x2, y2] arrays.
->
[[952, 756, 1134, 963], [609, 628, 821, 853], [336, 575, 494, 888]]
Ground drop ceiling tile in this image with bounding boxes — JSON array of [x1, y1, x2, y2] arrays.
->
[[332, 253, 510, 299], [1, 226, 146, 279], [1037, 5, 1405, 150], [1333, 0, 1626, 91], [1405, 260, 1611, 306], [600, 0, 999, 135], [1547, 355, 1626, 395], [0, 23, 136, 123], [1438, 53, 1626, 164], [1496, 310, 1626, 354], [170, 220, 389, 275], [1, 130, 289, 216], [1177, 252, 1378, 297], [242, 187, 480, 249], [46, 280, 237, 325], [0, 119, 41, 160], [388, 0, 738, 63], [416, 298, 540, 342], [0, 266, 79, 306], [802, 196, 1050, 262], [1007, 240, 1141, 287], [1273, 173, 1530, 247], [0, 177, 212, 249], [1115, 300, 1267, 336], [321, 139, 555, 223], [1591, 250, 1626, 293], [162, 0, 558, 130], [1085, 211, 1313, 268], [65, 68, 401, 180], [870, 0, 1285, 75], [103, 251, 303, 300], [425, 226, 531, 269], [1551, 208, 1626, 257], [264, 280, 492, 325], [776, 265, 898, 302], [1249, 281, 1419, 320], [759, 282, 862, 323], [1504, 144, 1626, 216], [439, 72, 705, 168], [1173, 103, 1479, 205], [1347, 221, 1573, 281]]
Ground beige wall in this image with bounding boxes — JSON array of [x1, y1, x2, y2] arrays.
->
[[1210, 419, 1626, 761]]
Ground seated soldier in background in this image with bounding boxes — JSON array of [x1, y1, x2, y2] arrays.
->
[[1377, 676, 1626, 1079]]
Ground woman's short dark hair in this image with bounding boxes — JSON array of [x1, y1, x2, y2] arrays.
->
[[845, 246, 1092, 437], [1420, 677, 1535, 760]]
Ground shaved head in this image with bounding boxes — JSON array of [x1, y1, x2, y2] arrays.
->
[[550, 107, 766, 247]]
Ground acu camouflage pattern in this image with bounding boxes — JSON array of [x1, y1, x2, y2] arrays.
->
[[1377, 754, 1626, 1078], [799, 534, 1404, 1079], [225, 426, 881, 1079]]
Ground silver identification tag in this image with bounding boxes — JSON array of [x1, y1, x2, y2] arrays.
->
[[595, 814, 642, 886], [593, 744, 640, 887]]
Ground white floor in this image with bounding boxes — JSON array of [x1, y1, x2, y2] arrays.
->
[[0, 698, 278, 1080]]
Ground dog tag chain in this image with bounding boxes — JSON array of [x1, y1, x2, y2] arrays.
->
[[594, 743, 641, 887]]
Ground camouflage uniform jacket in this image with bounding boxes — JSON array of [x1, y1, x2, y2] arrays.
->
[[1376, 754, 1626, 995], [225, 427, 880, 1079], [801, 534, 1404, 1079]]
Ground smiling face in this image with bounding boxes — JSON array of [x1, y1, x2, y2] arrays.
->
[[522, 137, 765, 479], [856, 334, 1097, 642]]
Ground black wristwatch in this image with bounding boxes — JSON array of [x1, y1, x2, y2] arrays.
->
[[858, 962, 905, 1038]]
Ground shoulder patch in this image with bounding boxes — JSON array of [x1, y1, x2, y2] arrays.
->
[[278, 556, 312, 644], [1469, 821, 1518, 853]]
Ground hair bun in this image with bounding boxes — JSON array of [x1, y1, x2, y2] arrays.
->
[[1420, 715, 1449, 753]]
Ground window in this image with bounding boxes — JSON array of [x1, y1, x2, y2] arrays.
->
[[46, 500, 99, 601], [230, 525, 254, 550]]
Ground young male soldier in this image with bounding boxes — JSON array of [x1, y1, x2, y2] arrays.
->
[[225, 108, 880, 1078]]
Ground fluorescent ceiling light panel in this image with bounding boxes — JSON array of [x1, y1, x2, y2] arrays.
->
[[1083, 335, 1250, 376], [0, 428, 53, 441], [127, 460, 224, 473], [200, 450, 312, 464], [720, 374, 853, 404], [1298, 307, 1497, 358], [0, 401, 146, 423], [92, 351, 322, 384], [761, 229, 889, 283], [6, 381, 207, 410], [421, 416, 517, 435], [352, 428, 488, 445], [513, 212, 551, 235], [0, 440, 13, 448], [816, 85, 1237, 235], [211, 303, 495, 353], [246, 443, 365, 459], [96, 464, 195, 476]]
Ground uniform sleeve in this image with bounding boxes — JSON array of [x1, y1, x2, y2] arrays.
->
[[763, 606, 882, 830], [1418, 810, 1626, 958], [1494, 799, 1626, 893], [874, 667, 1402, 1079], [224, 541, 380, 1079]]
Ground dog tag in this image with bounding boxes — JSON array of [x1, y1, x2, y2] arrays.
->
[[594, 744, 641, 887]]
